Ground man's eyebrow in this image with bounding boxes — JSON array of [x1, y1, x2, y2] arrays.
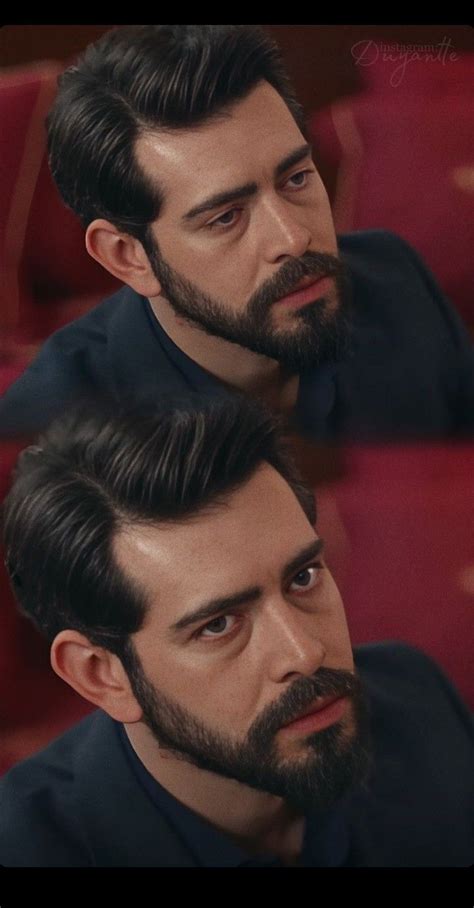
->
[[182, 181, 258, 222], [182, 142, 313, 223], [274, 142, 313, 179], [169, 536, 324, 637], [282, 536, 324, 583], [169, 584, 262, 636]]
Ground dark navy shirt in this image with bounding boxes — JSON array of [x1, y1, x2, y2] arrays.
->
[[0, 230, 474, 442], [115, 720, 351, 867], [1, 230, 473, 440], [144, 296, 340, 441]]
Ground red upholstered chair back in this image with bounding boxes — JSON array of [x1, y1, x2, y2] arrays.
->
[[0, 61, 120, 347], [310, 54, 474, 331], [0, 361, 93, 775], [318, 443, 474, 710], [0, 61, 116, 773]]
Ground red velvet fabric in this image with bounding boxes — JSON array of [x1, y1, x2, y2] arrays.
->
[[310, 55, 474, 330], [322, 444, 474, 710], [0, 360, 93, 775], [0, 62, 119, 346]]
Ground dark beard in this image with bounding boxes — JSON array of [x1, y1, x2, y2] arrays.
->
[[123, 644, 373, 814], [145, 238, 354, 375]]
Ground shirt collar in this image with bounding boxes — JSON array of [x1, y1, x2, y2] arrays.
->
[[115, 721, 351, 867], [145, 298, 226, 396]]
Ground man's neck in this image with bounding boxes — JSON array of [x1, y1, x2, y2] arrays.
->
[[232, 811, 305, 865], [149, 297, 299, 417], [124, 721, 305, 864]]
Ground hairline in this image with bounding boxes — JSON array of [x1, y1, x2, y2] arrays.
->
[[108, 461, 316, 644], [127, 78, 307, 237]]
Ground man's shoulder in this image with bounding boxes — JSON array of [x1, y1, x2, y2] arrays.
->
[[0, 285, 157, 437], [44, 284, 143, 350], [338, 229, 425, 285], [336, 229, 443, 336], [0, 711, 110, 866], [338, 228, 411, 257], [355, 639, 463, 696], [349, 642, 473, 866], [0, 709, 192, 867], [354, 638, 439, 676], [354, 640, 473, 740], [336, 230, 472, 383], [0, 710, 111, 788]]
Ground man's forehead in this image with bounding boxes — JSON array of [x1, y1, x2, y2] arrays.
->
[[134, 82, 305, 210], [112, 466, 316, 623], [115, 464, 312, 565]]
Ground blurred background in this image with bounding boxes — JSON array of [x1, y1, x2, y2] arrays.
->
[[1, 25, 473, 772]]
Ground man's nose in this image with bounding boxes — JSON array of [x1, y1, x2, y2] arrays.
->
[[259, 196, 312, 262], [261, 597, 327, 683]]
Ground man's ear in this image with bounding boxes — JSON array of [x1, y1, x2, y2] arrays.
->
[[85, 219, 162, 297], [51, 629, 143, 723]]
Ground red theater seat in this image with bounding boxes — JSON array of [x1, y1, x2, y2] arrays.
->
[[310, 54, 474, 332], [0, 61, 119, 347], [318, 443, 474, 710], [0, 360, 93, 775]]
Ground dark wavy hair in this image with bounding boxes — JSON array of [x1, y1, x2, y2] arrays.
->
[[2, 393, 316, 669], [46, 25, 305, 247]]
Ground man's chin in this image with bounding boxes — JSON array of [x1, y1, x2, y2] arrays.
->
[[263, 710, 372, 810], [275, 700, 357, 757], [272, 290, 332, 322]]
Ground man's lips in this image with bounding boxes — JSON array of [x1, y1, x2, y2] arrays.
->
[[275, 274, 334, 309], [279, 694, 349, 735], [293, 274, 326, 293]]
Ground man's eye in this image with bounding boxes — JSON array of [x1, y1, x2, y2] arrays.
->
[[285, 169, 313, 189], [199, 614, 238, 638], [207, 208, 241, 229], [289, 564, 323, 593]]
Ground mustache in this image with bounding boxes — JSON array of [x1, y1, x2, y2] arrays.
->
[[248, 251, 346, 313], [248, 667, 359, 742]]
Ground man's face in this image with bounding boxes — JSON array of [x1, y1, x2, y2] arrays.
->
[[114, 466, 372, 812], [136, 81, 352, 373]]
